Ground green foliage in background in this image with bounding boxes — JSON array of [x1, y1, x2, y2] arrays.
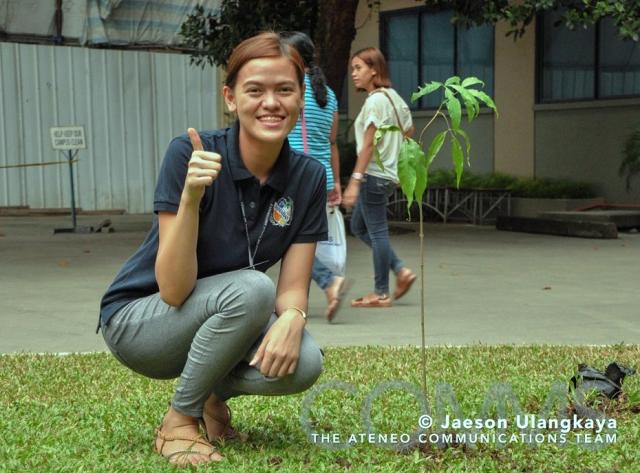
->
[[444, 0, 640, 42], [427, 170, 597, 199], [179, 1, 317, 67], [619, 127, 640, 191]]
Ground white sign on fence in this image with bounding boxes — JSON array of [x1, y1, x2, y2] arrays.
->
[[50, 126, 86, 150]]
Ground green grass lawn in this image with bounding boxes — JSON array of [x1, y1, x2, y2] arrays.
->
[[1, 345, 639, 472]]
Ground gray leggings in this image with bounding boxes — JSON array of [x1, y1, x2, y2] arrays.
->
[[101, 270, 323, 418]]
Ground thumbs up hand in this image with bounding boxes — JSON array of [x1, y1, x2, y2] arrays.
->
[[183, 128, 222, 204]]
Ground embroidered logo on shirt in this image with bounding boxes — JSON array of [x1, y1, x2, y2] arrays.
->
[[270, 197, 293, 227]]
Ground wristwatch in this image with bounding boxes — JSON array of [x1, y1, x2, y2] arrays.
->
[[351, 172, 364, 181]]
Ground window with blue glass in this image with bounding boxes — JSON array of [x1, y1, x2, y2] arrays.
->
[[539, 11, 640, 102], [381, 8, 494, 109]]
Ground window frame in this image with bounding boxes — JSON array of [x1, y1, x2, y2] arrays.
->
[[536, 13, 640, 104], [379, 6, 494, 111]]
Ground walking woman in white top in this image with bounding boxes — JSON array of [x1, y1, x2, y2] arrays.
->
[[343, 47, 416, 308]]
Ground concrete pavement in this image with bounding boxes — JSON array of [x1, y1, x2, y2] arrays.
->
[[1, 213, 639, 353]]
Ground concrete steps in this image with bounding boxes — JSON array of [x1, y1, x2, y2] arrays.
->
[[540, 210, 640, 230], [497, 209, 640, 239]]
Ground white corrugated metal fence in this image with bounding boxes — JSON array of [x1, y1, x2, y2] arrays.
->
[[0, 42, 218, 213]]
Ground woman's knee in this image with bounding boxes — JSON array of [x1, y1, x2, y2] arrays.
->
[[290, 341, 324, 393], [239, 271, 276, 310], [205, 271, 276, 322], [368, 227, 390, 242]]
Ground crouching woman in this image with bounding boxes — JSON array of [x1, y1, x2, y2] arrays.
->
[[98, 32, 326, 466]]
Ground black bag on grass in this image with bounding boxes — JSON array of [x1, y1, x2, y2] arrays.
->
[[570, 362, 636, 399]]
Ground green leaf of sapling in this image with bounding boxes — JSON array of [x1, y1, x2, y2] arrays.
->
[[454, 128, 471, 165], [426, 130, 447, 167], [451, 135, 464, 187], [414, 144, 429, 205], [445, 88, 461, 131], [468, 89, 498, 116], [461, 77, 485, 88], [450, 84, 479, 121], [373, 125, 401, 172], [411, 81, 442, 103], [445, 76, 461, 86], [397, 139, 417, 212]]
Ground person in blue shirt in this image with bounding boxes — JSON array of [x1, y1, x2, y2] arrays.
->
[[285, 31, 347, 322], [99, 32, 327, 466]]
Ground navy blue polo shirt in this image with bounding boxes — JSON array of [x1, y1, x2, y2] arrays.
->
[[99, 121, 327, 327]]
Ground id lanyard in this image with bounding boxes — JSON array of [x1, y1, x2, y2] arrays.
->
[[238, 186, 274, 270]]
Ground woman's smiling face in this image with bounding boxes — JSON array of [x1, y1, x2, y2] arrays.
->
[[223, 56, 304, 146]]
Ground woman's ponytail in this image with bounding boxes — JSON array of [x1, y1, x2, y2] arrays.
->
[[308, 64, 328, 108], [282, 31, 329, 108]]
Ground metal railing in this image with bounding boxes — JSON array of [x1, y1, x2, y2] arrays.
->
[[387, 186, 511, 224]]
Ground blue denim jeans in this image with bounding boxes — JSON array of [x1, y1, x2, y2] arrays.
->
[[350, 174, 404, 295], [312, 257, 335, 291]]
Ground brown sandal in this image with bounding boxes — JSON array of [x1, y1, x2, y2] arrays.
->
[[325, 277, 353, 322], [155, 425, 220, 465], [394, 268, 416, 300], [351, 294, 392, 308], [200, 403, 249, 443]]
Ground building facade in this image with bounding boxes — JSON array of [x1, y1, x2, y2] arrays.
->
[[347, 0, 640, 203]]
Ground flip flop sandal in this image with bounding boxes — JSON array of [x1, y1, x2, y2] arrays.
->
[[394, 270, 417, 300], [155, 426, 220, 465], [350, 295, 392, 308], [200, 403, 249, 443], [325, 278, 353, 322]]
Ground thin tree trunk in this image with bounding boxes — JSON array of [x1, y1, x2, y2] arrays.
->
[[419, 203, 426, 394]]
